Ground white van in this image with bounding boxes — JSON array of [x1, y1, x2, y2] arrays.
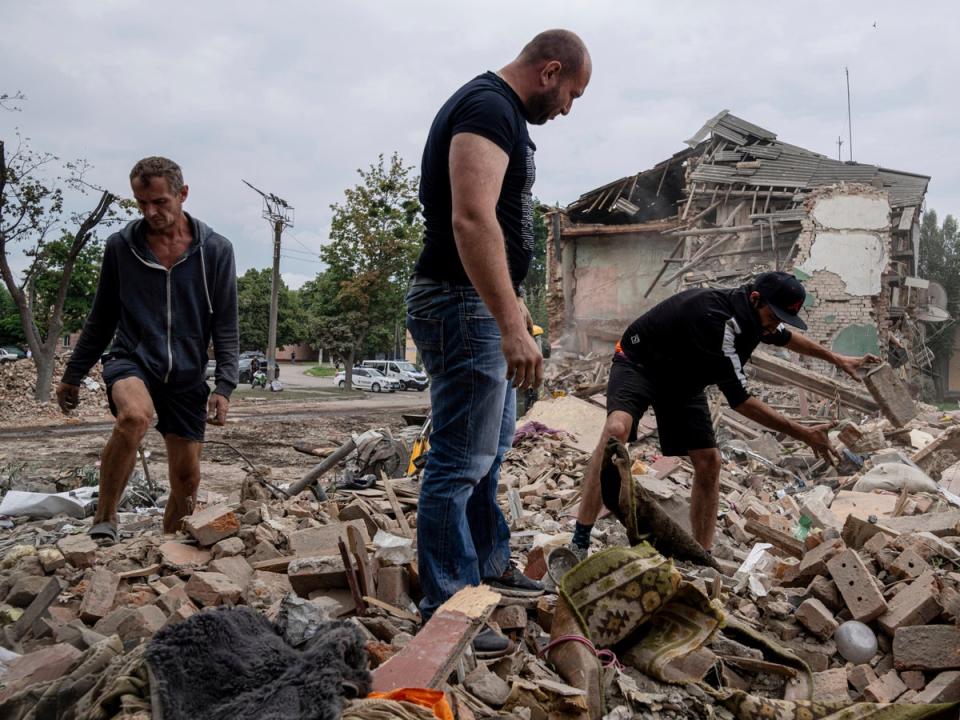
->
[[360, 360, 429, 391]]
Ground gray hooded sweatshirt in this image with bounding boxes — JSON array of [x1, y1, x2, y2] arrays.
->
[[62, 214, 239, 398]]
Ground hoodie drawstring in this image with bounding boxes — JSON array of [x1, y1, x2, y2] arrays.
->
[[199, 242, 213, 315]]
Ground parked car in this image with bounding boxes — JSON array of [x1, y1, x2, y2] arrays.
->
[[205, 359, 216, 379], [1, 346, 26, 361], [334, 367, 398, 393], [238, 351, 279, 384], [360, 359, 429, 391]]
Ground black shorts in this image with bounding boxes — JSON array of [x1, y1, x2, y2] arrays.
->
[[103, 357, 210, 442], [606, 355, 716, 456]]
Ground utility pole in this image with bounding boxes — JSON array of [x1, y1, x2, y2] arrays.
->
[[845, 66, 853, 162], [243, 180, 294, 384], [837, 136, 844, 161]]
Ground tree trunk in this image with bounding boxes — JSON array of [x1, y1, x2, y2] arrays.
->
[[345, 347, 354, 390], [33, 345, 56, 402]]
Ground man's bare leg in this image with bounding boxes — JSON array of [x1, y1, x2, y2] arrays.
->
[[573, 411, 634, 549], [163, 434, 202, 533], [96, 378, 155, 526], [688, 447, 722, 550]]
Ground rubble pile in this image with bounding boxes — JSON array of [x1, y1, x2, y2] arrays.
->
[[0, 356, 959, 718], [0, 357, 108, 428]]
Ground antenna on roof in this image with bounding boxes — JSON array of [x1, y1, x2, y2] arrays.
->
[[845, 67, 854, 162], [837, 136, 844, 161]]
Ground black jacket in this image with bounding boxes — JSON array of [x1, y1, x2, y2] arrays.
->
[[62, 215, 239, 397], [617, 286, 791, 407]]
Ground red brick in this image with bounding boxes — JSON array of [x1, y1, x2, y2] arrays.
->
[[893, 625, 960, 671], [288, 520, 368, 556], [183, 504, 241, 546], [877, 572, 941, 636], [158, 541, 212, 568], [153, 585, 192, 615], [287, 556, 347, 596], [827, 549, 888, 623], [6, 575, 50, 607], [889, 548, 931, 581], [862, 531, 893, 556], [799, 538, 845, 580], [847, 664, 878, 692], [117, 605, 166, 642], [914, 671, 960, 703], [0, 644, 82, 702], [56, 534, 97, 568], [78, 568, 120, 623], [491, 604, 527, 631], [523, 546, 547, 581], [209, 556, 254, 592], [900, 671, 925, 691], [863, 670, 907, 703], [806, 575, 843, 613], [185, 571, 242, 606], [795, 598, 838, 639], [813, 668, 851, 705]]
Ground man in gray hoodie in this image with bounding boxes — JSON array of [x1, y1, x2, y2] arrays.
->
[[57, 157, 239, 541]]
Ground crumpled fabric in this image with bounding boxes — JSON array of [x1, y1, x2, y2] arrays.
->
[[145, 606, 370, 720]]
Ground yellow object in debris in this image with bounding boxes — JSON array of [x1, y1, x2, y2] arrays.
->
[[631, 458, 649, 475], [531, 324, 544, 337]]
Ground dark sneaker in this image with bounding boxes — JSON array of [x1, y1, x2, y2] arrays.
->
[[484, 564, 544, 598], [472, 627, 515, 659]]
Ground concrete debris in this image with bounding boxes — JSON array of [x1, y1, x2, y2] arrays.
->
[[0, 360, 959, 718], [0, 356, 108, 428]]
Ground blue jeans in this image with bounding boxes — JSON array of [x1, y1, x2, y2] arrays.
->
[[406, 277, 514, 620]]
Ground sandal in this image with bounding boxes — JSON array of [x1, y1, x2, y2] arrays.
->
[[88, 521, 118, 546]]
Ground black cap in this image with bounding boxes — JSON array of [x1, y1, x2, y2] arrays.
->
[[754, 271, 807, 330]]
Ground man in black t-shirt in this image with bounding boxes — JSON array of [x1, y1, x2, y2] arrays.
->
[[569, 272, 879, 557], [407, 29, 590, 655]]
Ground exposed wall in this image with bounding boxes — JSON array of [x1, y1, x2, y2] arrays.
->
[[791, 185, 892, 366], [570, 231, 677, 352]]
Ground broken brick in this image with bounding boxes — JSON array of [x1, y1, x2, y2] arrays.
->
[[491, 604, 527, 631], [185, 571, 242, 607], [0, 643, 83, 703], [208, 556, 254, 592], [78, 568, 120, 623], [806, 575, 842, 613], [6, 575, 51, 608], [862, 531, 894, 557], [914, 671, 960, 704], [877, 571, 941, 635], [863, 669, 907, 703], [795, 598, 838, 640], [798, 538, 845, 580], [287, 556, 347, 596], [158, 541, 212, 568], [37, 547, 66, 573], [93, 606, 135, 635], [245, 570, 292, 608], [117, 604, 166, 642], [523, 546, 547, 581], [847, 664, 878, 692], [211, 536, 245, 559], [55, 534, 97, 568], [827, 549, 888, 623], [183, 504, 241, 546], [900, 670, 925, 691], [288, 520, 369, 556], [863, 363, 917, 427], [154, 585, 192, 615], [888, 548, 931, 581], [376, 565, 411, 608], [800, 497, 841, 531], [812, 668, 851, 705], [893, 625, 960, 671]]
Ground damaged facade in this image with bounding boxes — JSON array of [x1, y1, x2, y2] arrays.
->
[[547, 111, 937, 388]]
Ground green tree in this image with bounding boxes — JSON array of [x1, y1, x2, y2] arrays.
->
[[236, 268, 306, 352], [28, 232, 104, 335], [1, 123, 127, 400], [313, 152, 423, 387], [0, 286, 24, 345], [919, 209, 960, 398]]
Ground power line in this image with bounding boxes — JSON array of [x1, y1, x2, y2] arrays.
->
[[280, 253, 324, 265]]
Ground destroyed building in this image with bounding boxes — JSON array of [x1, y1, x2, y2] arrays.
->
[[547, 111, 939, 390]]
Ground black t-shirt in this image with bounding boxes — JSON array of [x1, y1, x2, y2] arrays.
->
[[414, 72, 536, 290], [616, 286, 792, 407]]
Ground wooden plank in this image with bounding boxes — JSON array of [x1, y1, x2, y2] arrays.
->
[[117, 563, 162, 579], [338, 538, 366, 616], [347, 524, 376, 597], [381, 473, 413, 538], [372, 585, 500, 693], [10, 577, 61, 641], [363, 595, 420, 623], [252, 555, 296, 573], [744, 519, 805, 559], [748, 352, 878, 414]]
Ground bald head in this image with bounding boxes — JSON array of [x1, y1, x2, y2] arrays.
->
[[517, 29, 589, 78]]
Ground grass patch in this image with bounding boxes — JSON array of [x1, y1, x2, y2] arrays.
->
[[937, 401, 960, 411], [232, 385, 363, 403], [305, 365, 338, 378]]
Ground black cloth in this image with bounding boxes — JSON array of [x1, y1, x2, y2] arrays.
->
[[103, 356, 209, 441], [606, 355, 716, 455], [617, 286, 791, 408], [62, 214, 239, 398], [145, 606, 371, 720], [415, 71, 536, 291]]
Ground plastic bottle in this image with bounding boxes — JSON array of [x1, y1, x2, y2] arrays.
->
[[793, 515, 812, 542], [834, 620, 878, 664]]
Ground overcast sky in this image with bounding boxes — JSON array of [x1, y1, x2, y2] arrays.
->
[[4, 1, 958, 289]]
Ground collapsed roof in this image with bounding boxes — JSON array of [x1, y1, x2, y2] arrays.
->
[[567, 110, 930, 225]]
